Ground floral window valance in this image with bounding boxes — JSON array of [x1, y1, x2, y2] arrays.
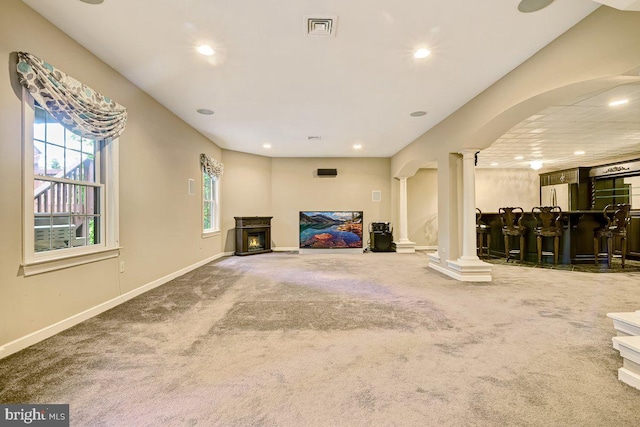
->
[[201, 154, 224, 179], [16, 51, 128, 140]]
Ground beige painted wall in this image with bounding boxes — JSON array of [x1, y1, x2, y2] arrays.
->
[[475, 169, 540, 213], [220, 150, 273, 252], [407, 169, 438, 247], [270, 158, 391, 248], [0, 0, 222, 347]]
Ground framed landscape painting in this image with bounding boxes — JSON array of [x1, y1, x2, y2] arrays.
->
[[299, 211, 363, 249]]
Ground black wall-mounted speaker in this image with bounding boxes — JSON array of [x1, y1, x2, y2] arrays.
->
[[317, 168, 338, 177]]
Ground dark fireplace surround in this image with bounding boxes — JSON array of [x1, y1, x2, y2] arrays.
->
[[234, 216, 272, 256]]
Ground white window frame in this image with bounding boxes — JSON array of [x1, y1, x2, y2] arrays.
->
[[202, 171, 220, 237], [21, 88, 120, 276]]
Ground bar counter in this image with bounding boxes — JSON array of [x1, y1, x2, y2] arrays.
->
[[480, 210, 640, 264]]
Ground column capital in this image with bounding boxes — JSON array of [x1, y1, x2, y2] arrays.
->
[[458, 149, 482, 159]]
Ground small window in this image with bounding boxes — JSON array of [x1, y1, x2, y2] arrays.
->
[[203, 171, 219, 233]]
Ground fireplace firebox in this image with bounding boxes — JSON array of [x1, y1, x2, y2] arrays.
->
[[234, 216, 272, 256]]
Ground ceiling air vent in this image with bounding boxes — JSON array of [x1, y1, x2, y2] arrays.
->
[[304, 15, 338, 37]]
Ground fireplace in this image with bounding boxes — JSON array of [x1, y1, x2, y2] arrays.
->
[[234, 216, 272, 256]]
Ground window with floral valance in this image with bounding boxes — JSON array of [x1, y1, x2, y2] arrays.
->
[[200, 154, 222, 234], [17, 52, 126, 274], [200, 153, 224, 179], [16, 51, 128, 140]]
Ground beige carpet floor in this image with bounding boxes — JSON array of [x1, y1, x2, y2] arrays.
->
[[1, 252, 640, 426]]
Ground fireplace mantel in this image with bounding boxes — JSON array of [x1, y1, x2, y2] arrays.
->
[[234, 216, 273, 256]]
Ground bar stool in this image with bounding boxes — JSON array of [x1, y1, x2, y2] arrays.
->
[[476, 208, 491, 258], [499, 207, 526, 262], [594, 203, 631, 268], [532, 206, 563, 265]]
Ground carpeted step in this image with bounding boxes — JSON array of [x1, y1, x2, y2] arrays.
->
[[607, 311, 640, 349], [612, 335, 640, 391]]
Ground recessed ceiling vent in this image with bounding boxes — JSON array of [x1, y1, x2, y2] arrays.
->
[[304, 15, 338, 37]]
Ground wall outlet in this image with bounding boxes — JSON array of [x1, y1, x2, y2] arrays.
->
[[119, 261, 125, 273]]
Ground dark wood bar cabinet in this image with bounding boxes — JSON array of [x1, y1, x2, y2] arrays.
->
[[234, 216, 273, 256]]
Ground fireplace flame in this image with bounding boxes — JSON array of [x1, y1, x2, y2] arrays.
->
[[248, 236, 261, 249]]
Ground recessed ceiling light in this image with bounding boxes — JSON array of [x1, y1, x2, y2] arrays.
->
[[263, 143, 271, 149], [353, 144, 362, 150], [609, 99, 629, 107], [197, 108, 214, 115], [515, 155, 524, 160], [518, 0, 554, 13], [574, 150, 585, 155], [490, 162, 499, 167], [530, 160, 544, 170], [410, 111, 427, 117], [197, 45, 215, 56], [80, 0, 104, 4], [413, 48, 431, 59]]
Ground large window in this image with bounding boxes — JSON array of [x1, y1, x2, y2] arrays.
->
[[32, 104, 102, 252], [203, 171, 219, 233], [22, 92, 119, 274]]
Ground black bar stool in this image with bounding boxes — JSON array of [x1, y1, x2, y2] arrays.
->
[[532, 206, 563, 265], [594, 204, 631, 268], [499, 207, 527, 262], [476, 208, 491, 258]]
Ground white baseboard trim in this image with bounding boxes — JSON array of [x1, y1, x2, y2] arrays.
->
[[272, 247, 299, 252], [415, 246, 437, 251], [299, 248, 363, 254], [0, 252, 229, 360]]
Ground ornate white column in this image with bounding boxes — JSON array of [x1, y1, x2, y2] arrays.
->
[[444, 149, 492, 281], [395, 177, 415, 253], [460, 150, 480, 261]]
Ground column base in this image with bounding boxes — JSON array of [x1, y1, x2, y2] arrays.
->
[[394, 240, 416, 254], [442, 258, 492, 282], [612, 336, 640, 391]]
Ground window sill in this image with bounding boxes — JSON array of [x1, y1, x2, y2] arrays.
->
[[22, 247, 121, 277], [201, 230, 220, 239]]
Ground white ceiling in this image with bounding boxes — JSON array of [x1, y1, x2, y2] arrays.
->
[[477, 82, 640, 169], [22, 0, 611, 162]]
